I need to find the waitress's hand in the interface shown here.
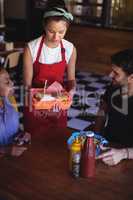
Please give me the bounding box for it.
[97,146,128,166]
[47,81,64,95]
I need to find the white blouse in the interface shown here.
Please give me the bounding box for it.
[28,36,74,64]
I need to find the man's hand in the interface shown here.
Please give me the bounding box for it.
[97,146,128,166]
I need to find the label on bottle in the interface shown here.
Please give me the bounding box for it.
[72,153,81,178]
[81,136,95,178]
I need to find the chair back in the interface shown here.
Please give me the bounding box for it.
[4,51,21,69]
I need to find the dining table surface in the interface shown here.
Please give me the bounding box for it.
[0,42,24,56]
[0,47,24,57]
[0,127,133,200]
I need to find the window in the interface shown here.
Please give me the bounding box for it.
[66,0,133,30]
[111,0,133,30]
[67,0,106,26]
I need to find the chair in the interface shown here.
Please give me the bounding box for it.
[3,51,23,85]
[3,51,24,131]
[3,51,21,69]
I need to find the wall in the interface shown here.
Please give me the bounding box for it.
[66,25,133,74]
[4,0,32,41]
[5,0,27,19]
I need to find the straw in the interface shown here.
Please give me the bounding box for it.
[44,80,47,94]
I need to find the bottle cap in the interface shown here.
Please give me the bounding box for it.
[86,131,94,137]
[71,136,81,151]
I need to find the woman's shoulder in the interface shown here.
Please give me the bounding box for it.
[8,96,18,112]
[28,36,42,47]
[62,39,74,49]
[0,96,18,111]
[61,39,75,62]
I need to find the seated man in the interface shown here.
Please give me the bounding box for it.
[0,67,30,157]
[94,49,133,166]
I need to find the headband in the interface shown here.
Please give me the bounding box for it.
[43,7,73,22]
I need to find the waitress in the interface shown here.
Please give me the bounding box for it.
[23,5,77,135]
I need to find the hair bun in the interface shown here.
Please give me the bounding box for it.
[45,0,67,11]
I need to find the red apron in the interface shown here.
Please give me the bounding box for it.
[24,36,67,135]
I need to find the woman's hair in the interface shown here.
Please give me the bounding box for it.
[45,0,66,10]
[111,49,133,75]
[43,0,73,26]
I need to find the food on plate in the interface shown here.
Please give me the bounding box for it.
[58,95,68,102]
[41,94,55,101]
[32,89,72,110]
[33,92,44,101]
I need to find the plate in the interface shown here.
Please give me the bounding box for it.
[67,131,108,156]
[30,88,72,110]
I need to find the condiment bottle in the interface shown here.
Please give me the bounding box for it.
[81,131,95,178]
[69,136,81,178]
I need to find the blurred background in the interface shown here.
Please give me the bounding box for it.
[0,0,133,73]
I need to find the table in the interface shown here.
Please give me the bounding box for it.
[0,48,23,55]
[0,128,133,200]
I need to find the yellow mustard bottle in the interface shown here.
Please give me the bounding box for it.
[69,136,81,178]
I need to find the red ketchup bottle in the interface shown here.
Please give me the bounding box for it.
[81,131,95,178]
